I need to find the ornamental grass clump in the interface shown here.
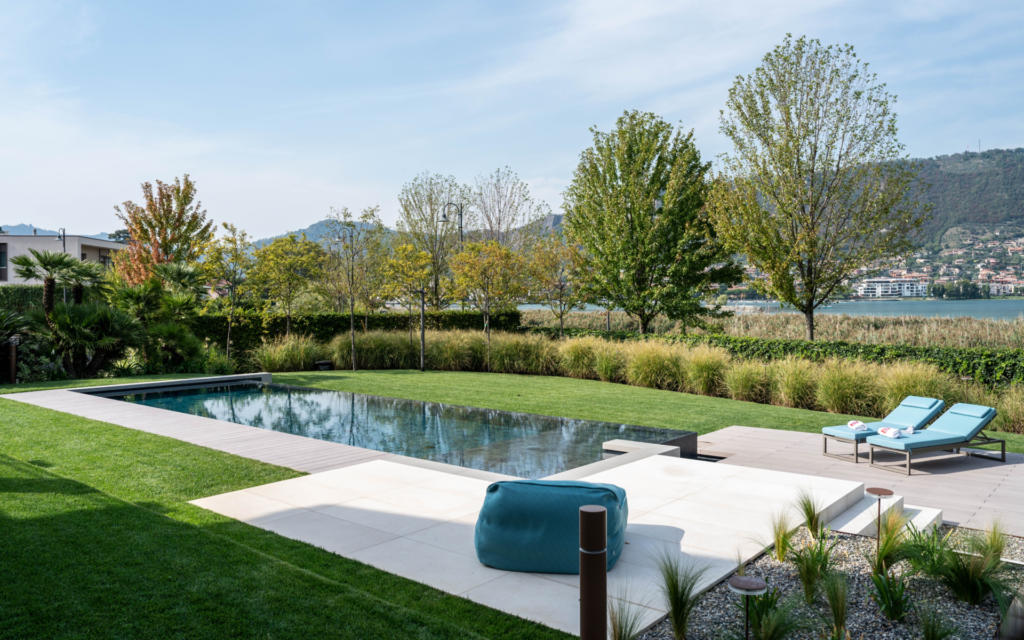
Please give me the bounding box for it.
[655,553,708,640]
[821,572,849,640]
[769,357,817,409]
[868,508,910,576]
[931,522,1014,609]
[870,569,911,622]
[253,334,328,372]
[355,330,417,369]
[723,361,769,403]
[765,511,796,562]
[488,333,558,375]
[815,359,878,416]
[915,602,959,640]
[794,489,824,540]
[875,361,955,416]
[423,331,484,371]
[683,345,731,396]
[740,590,807,640]
[624,342,682,390]
[593,341,626,383]
[558,337,600,379]
[789,529,837,604]
[608,587,648,640]
[995,384,1024,434]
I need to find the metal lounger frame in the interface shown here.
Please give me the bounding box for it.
[868,432,1006,476]
[822,433,867,463]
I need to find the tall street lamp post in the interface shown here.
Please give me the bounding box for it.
[441,202,464,245]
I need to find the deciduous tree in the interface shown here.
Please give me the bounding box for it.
[528,234,584,337]
[386,244,432,344]
[474,167,548,254]
[708,35,929,340]
[564,110,741,334]
[113,174,214,284]
[451,241,526,353]
[203,223,255,358]
[396,172,474,309]
[251,234,324,335]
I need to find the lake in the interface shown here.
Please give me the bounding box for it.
[726,299,1024,320]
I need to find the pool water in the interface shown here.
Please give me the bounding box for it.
[111,382,677,478]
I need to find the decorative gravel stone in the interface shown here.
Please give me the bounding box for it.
[940,524,1024,564]
[639,527,1020,640]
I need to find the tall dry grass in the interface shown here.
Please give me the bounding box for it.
[520,309,1024,350]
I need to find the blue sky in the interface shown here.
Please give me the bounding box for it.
[1,0,1022,238]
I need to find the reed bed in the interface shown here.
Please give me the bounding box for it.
[520,309,1024,350]
[251,331,1024,434]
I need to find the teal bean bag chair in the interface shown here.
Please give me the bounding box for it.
[474,480,628,574]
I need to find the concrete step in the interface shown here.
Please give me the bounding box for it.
[903,505,943,533]
[829,492,905,536]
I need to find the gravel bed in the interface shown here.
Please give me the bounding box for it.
[639,528,1019,640]
[940,524,1024,564]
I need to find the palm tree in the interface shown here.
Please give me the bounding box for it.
[10,249,79,323]
[29,303,145,379]
[59,260,109,305]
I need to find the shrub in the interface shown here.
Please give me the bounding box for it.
[204,345,236,375]
[655,553,708,640]
[624,342,681,390]
[488,333,558,375]
[558,337,599,379]
[684,345,731,396]
[870,570,911,622]
[770,357,817,409]
[996,384,1024,434]
[875,361,956,415]
[593,341,626,383]
[254,334,328,372]
[723,361,769,403]
[815,359,877,415]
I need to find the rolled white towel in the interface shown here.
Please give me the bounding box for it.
[878,427,902,439]
[847,420,868,431]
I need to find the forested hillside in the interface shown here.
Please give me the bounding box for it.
[915,148,1024,248]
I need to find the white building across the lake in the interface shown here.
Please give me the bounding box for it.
[855,278,928,298]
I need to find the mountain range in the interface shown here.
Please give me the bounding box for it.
[4,148,1021,249]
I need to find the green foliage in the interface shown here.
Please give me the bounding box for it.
[723,360,769,402]
[735,589,806,640]
[251,334,330,373]
[250,233,325,331]
[520,326,1024,387]
[557,337,600,379]
[564,109,741,334]
[0,284,44,313]
[608,587,648,640]
[624,342,682,390]
[915,602,959,640]
[767,511,796,562]
[870,570,911,622]
[794,490,824,540]
[789,530,837,604]
[486,333,558,375]
[869,509,910,576]
[816,359,877,415]
[770,357,817,409]
[655,553,708,640]
[193,310,521,356]
[822,572,849,639]
[684,345,731,396]
[28,302,146,379]
[330,331,417,371]
[918,523,1014,610]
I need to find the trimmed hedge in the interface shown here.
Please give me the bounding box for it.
[195,310,521,355]
[0,285,44,313]
[520,327,1024,387]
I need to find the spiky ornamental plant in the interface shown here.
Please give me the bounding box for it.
[709,35,930,341]
[655,553,709,640]
[10,249,78,325]
[564,110,742,335]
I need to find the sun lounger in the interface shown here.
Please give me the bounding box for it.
[866,403,1005,475]
[822,396,945,463]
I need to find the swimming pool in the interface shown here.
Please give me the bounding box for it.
[106,382,683,478]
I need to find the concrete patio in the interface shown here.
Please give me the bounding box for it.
[701,426,1024,534]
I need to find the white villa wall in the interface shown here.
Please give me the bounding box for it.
[0,235,124,285]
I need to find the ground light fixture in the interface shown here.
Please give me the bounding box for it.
[866,486,894,557]
[728,575,768,640]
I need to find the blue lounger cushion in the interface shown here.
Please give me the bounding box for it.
[866,403,996,451]
[474,480,628,574]
[822,396,944,440]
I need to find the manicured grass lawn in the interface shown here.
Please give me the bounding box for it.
[0,398,570,639]
[0,373,205,394]
[276,370,1024,454]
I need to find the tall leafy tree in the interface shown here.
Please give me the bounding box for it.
[528,234,584,337]
[396,172,474,309]
[323,206,386,370]
[385,244,432,345]
[564,110,741,334]
[250,234,324,335]
[203,223,255,359]
[113,174,215,284]
[451,241,526,350]
[10,249,79,325]
[708,35,929,340]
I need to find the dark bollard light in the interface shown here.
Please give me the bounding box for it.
[1003,592,1024,639]
[579,505,607,640]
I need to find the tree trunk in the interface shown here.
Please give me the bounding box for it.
[61,353,77,379]
[226,310,233,360]
[72,283,85,305]
[286,310,291,336]
[43,278,55,325]
[639,317,648,335]
[805,308,815,341]
[559,313,564,338]
[408,306,413,347]
[484,310,491,373]
[606,308,611,331]
[349,299,357,372]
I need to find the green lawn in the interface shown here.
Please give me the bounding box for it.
[0,373,206,394]
[276,370,1024,454]
[0,398,570,639]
